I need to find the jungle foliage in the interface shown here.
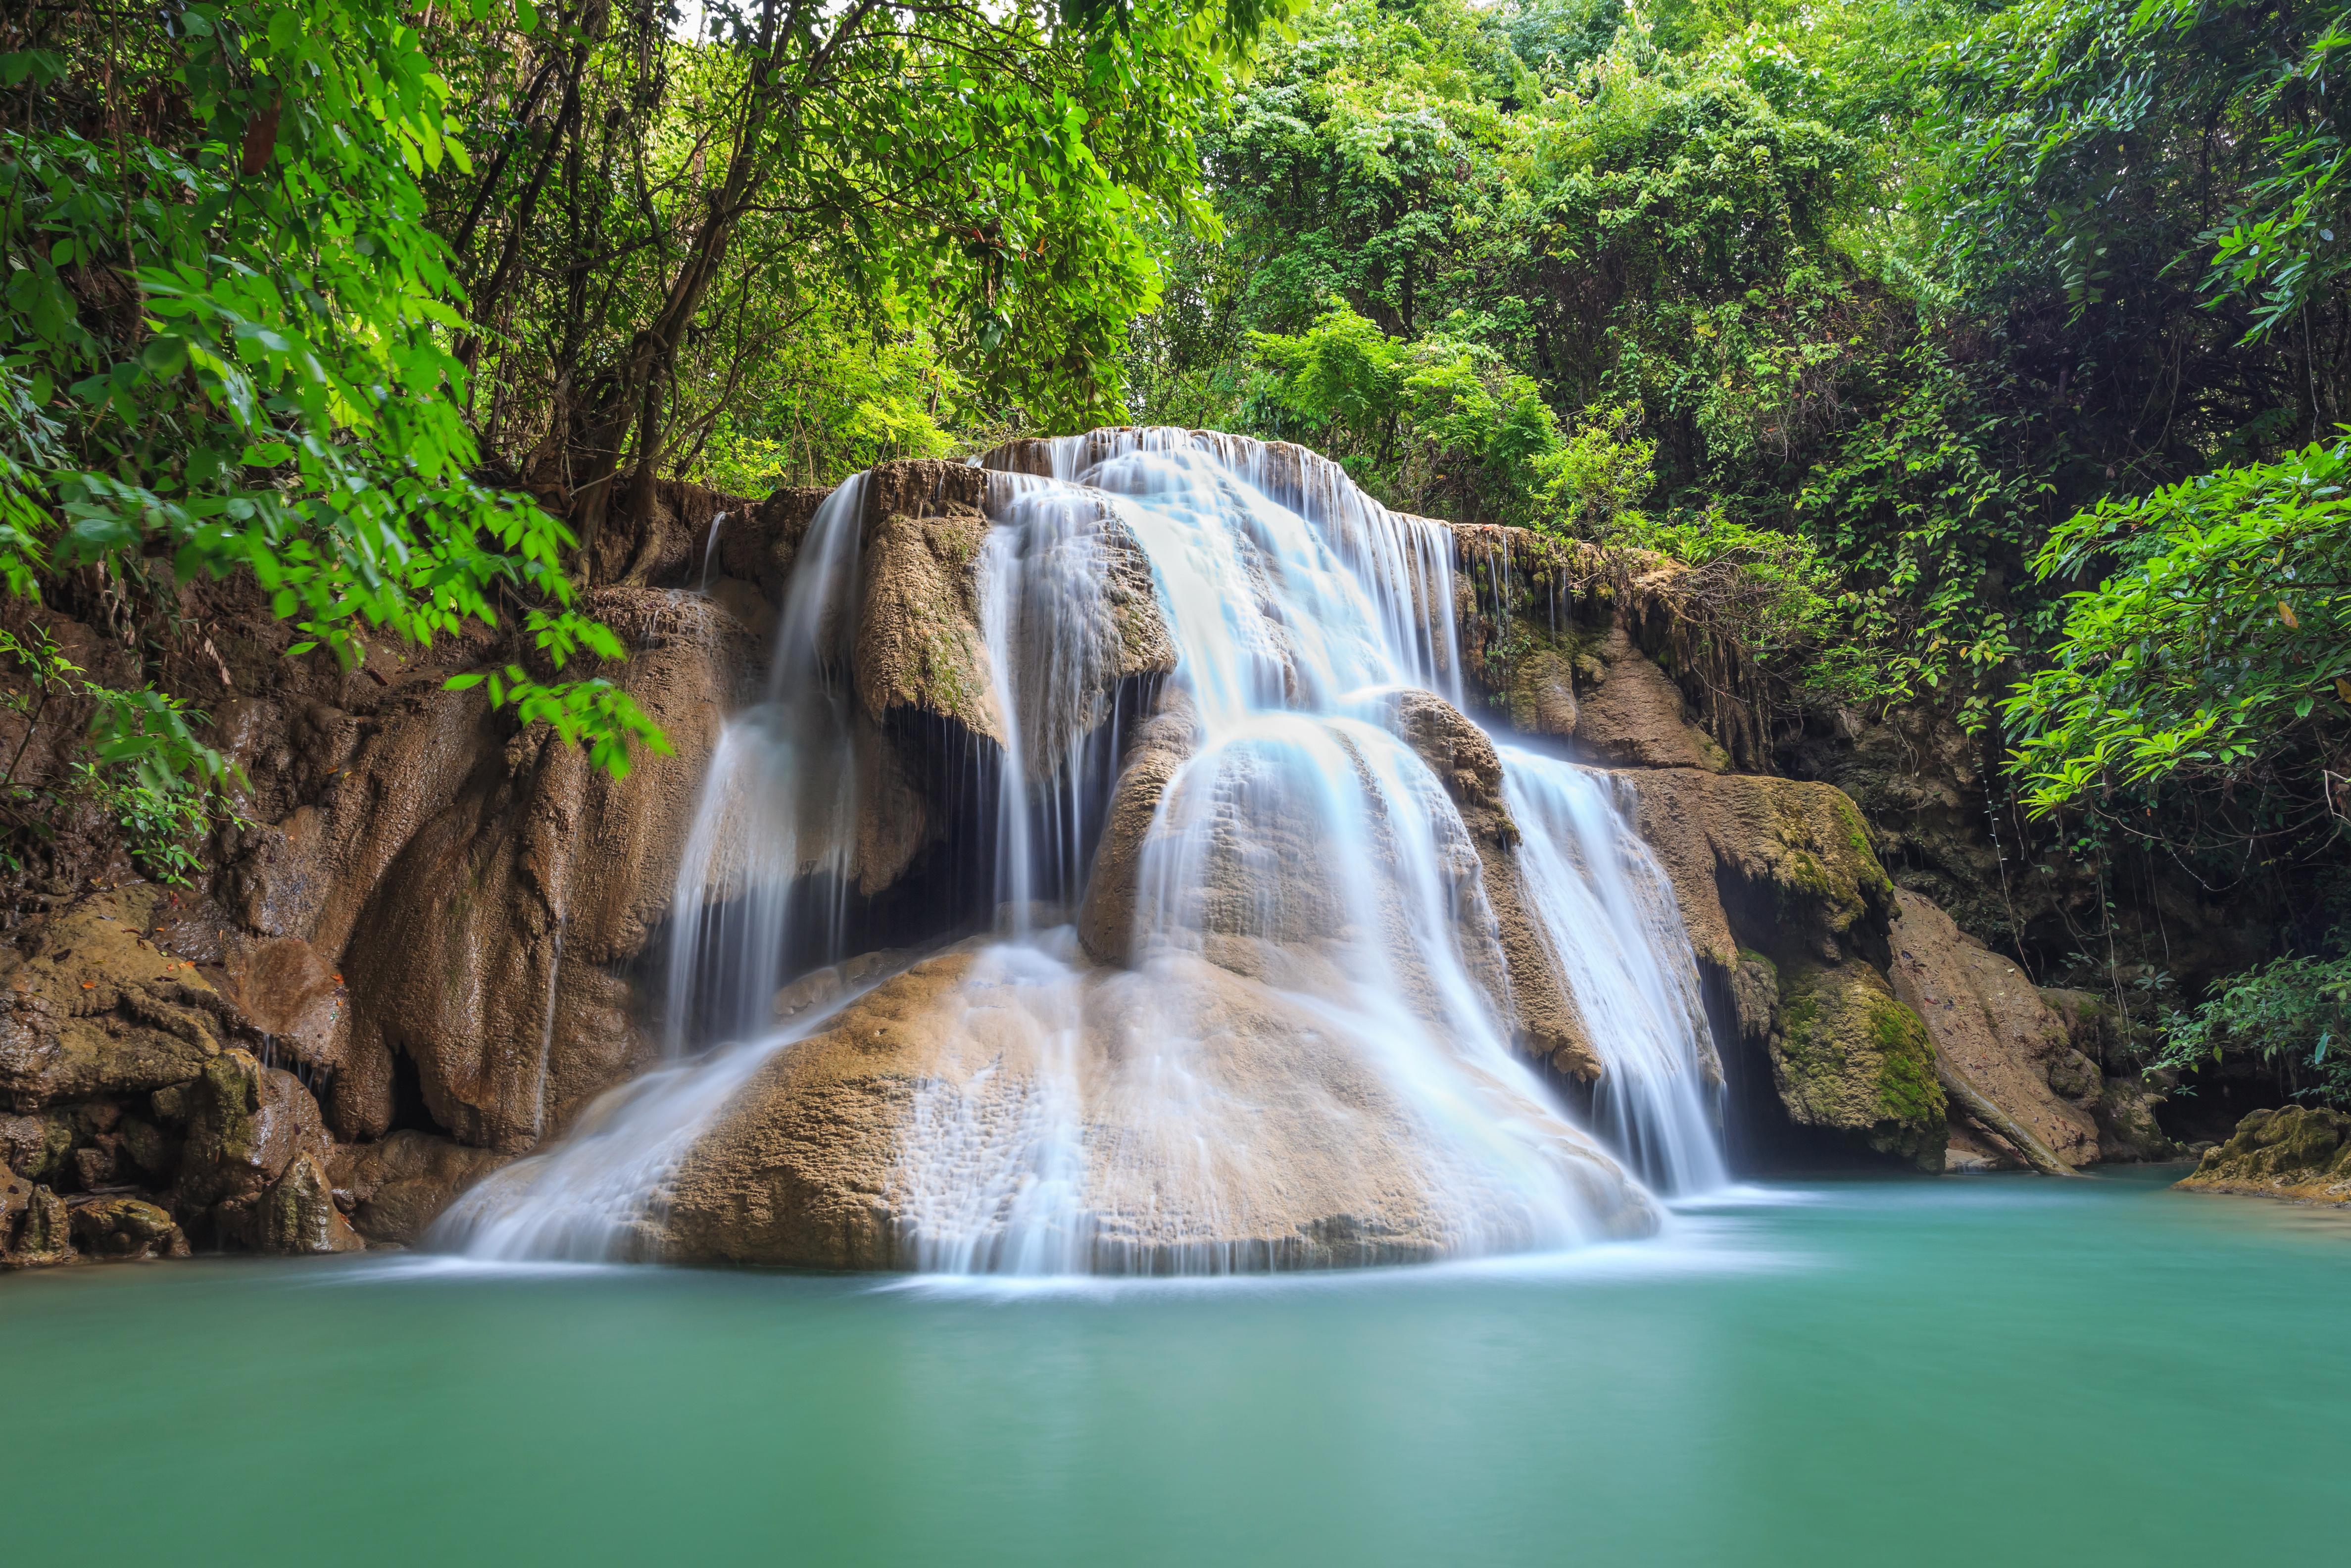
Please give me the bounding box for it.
[1123,0,2351,1100]
[7,0,2351,1101]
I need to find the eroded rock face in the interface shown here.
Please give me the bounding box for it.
[1888,890,2101,1169]
[333,589,748,1149]
[0,886,230,1111]
[328,1131,512,1245]
[1571,625,1730,772]
[1623,768,1895,974]
[653,943,1655,1270]
[854,460,1002,742]
[2178,1107,2351,1203]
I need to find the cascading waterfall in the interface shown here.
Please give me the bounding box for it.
[436,430,1728,1271]
[1497,748,1727,1195]
[434,477,871,1260]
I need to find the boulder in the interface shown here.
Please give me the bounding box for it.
[1769,959,1947,1168]
[170,1050,333,1236]
[67,1194,186,1260]
[2094,1078,2177,1163]
[1886,889,2102,1169]
[256,1150,365,1254]
[652,943,1656,1270]
[327,1130,513,1245]
[2177,1106,2351,1204]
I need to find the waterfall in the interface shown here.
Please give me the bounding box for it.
[1497,748,1727,1195]
[436,431,1727,1272]
[433,476,872,1260]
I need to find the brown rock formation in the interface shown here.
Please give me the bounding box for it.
[2178,1107,2351,1204]
[0,885,232,1110]
[332,589,749,1149]
[1886,889,2101,1170]
[1571,625,1730,772]
[1621,768,1893,973]
[653,943,1654,1270]
[6,1181,73,1266]
[68,1194,187,1259]
[1767,958,1947,1167]
[855,460,1003,741]
[328,1130,513,1244]
[256,1150,365,1254]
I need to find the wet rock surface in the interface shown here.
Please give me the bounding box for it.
[653,943,1655,1271]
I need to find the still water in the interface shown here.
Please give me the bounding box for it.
[5,1168,2343,1565]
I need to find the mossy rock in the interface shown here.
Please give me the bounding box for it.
[1772,960,1947,1168]
[2178,1106,2351,1202]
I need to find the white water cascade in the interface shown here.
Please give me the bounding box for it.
[436,430,1728,1271]
[1498,748,1727,1195]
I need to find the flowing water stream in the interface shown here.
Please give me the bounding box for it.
[438,431,1728,1271]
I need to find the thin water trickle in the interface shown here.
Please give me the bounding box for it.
[441,431,1729,1272]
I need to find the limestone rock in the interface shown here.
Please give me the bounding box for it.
[717,486,832,602]
[5,1182,73,1267]
[211,932,345,1082]
[2094,1078,2177,1164]
[653,944,1656,1270]
[257,1150,364,1254]
[0,1168,28,1249]
[1076,691,1200,967]
[333,588,739,1149]
[327,1131,513,1245]
[171,1050,332,1234]
[1508,648,1579,737]
[2177,1106,2351,1203]
[67,1194,186,1260]
[1623,768,1895,972]
[1572,626,1728,771]
[1770,959,1947,1168]
[0,886,227,1111]
[1886,889,2101,1169]
[854,460,1002,742]
[1,1109,73,1183]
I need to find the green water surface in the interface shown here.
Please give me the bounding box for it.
[5,1167,2344,1566]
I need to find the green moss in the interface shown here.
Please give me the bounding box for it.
[1870,995,1946,1129]
[1770,961,1946,1168]
[1736,948,1778,979]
